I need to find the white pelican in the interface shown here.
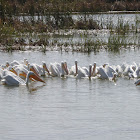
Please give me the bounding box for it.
[98,66,116,81]
[29,65,40,77]
[121,62,128,71]
[105,65,116,78]
[10,60,20,66]
[49,61,66,77]
[64,61,69,75]
[69,60,78,76]
[1,70,45,86]
[123,65,135,78]
[7,66,18,76]
[74,64,92,79]
[131,65,140,78]
[29,61,50,76]
[69,61,92,79]
[91,62,98,77]
[42,62,50,76]
[6,61,10,67]
[115,65,123,77]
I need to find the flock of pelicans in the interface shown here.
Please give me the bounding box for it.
[0,58,140,86]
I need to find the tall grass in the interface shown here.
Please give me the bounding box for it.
[0,0,140,53]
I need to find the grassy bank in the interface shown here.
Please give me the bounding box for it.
[0,0,140,52]
[0,14,140,52]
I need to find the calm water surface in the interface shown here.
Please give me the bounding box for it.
[0,50,140,140]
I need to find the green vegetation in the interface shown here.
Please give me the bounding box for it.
[0,0,140,52]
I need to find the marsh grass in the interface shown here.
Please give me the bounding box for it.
[107,35,128,52]
[0,10,139,53]
[115,17,130,35]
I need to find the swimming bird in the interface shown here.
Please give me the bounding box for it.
[123,65,135,78]
[1,70,45,86]
[42,62,50,76]
[115,65,123,77]
[10,60,20,66]
[91,62,98,77]
[98,66,116,81]
[76,65,91,79]
[69,60,78,76]
[49,61,66,77]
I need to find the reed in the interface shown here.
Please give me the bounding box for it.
[115,17,130,35]
[0,0,139,53]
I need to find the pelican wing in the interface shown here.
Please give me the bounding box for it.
[2,70,25,86]
[98,67,108,79]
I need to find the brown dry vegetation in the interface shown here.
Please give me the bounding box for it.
[0,0,140,52]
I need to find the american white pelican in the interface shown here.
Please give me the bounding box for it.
[29,65,40,77]
[1,70,45,86]
[64,61,69,75]
[74,64,92,79]
[115,65,123,77]
[88,64,92,79]
[49,61,66,77]
[10,60,20,66]
[91,62,98,77]
[6,61,10,67]
[42,62,50,76]
[76,67,87,79]
[123,65,135,78]
[98,66,116,81]
[69,60,78,76]
[131,65,140,78]
[29,61,50,76]
[105,65,116,78]
[7,66,18,76]
[98,66,108,79]
[121,62,128,71]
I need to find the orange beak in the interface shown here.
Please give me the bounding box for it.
[19,72,27,78]
[10,69,18,75]
[30,74,45,83]
[43,65,50,75]
[30,67,40,77]
[136,81,140,86]
[19,72,35,81]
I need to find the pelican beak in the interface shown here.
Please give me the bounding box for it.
[136,81,140,86]
[64,63,69,75]
[30,67,40,77]
[43,65,50,75]
[30,74,45,83]
[10,68,18,75]
[19,72,27,78]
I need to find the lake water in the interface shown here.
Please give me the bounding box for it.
[0,49,140,140]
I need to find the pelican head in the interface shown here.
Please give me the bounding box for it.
[6,61,10,67]
[61,61,65,77]
[25,60,29,66]
[103,63,109,68]
[135,79,140,86]
[9,66,18,75]
[112,73,117,81]
[19,71,27,79]
[27,71,45,84]
[75,60,78,75]
[64,61,68,75]
[75,60,77,65]
[29,65,40,77]
[89,64,92,79]
[42,61,50,75]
